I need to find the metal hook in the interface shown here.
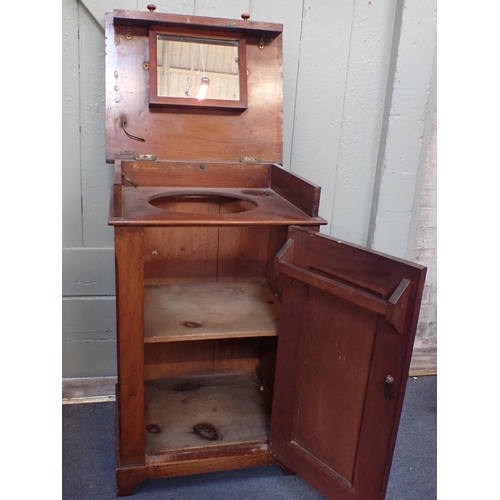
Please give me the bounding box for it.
[121,118,145,142]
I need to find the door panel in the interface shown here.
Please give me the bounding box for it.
[270,227,426,500]
[291,287,378,484]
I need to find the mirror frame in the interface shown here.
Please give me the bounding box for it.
[149,28,248,110]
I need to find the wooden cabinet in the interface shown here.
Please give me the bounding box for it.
[106,7,426,499]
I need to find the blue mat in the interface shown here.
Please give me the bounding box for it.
[63,376,436,499]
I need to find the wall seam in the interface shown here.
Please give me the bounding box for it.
[79,0,105,33]
[77,0,85,247]
[366,0,405,249]
[328,0,357,235]
[405,53,436,260]
[288,0,307,172]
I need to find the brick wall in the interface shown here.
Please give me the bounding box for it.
[413,102,437,351]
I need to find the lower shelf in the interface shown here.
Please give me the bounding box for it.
[144,373,271,462]
[144,281,281,342]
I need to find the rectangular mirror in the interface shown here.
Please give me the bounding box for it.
[149,31,247,110]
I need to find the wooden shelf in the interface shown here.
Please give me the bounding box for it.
[144,282,280,343]
[144,373,271,461]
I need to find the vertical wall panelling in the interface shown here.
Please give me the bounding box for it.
[367,0,404,252]
[81,0,137,29]
[368,0,437,259]
[137,0,196,15]
[252,0,305,170]
[328,0,397,246]
[195,0,250,20]
[62,248,116,297]
[62,0,83,247]
[412,98,437,352]
[63,339,117,378]
[79,2,114,247]
[288,0,355,234]
[63,297,116,340]
[62,297,117,377]
[407,62,437,260]
[62,246,116,377]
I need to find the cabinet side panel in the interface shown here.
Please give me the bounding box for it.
[271,165,321,217]
[270,280,308,448]
[115,226,146,465]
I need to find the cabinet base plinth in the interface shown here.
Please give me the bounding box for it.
[116,448,282,496]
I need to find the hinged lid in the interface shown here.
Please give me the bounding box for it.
[105,8,283,164]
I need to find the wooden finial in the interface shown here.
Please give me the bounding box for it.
[241,13,250,21]
[147,4,157,12]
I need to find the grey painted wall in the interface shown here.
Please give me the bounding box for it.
[412,100,437,350]
[62,0,437,378]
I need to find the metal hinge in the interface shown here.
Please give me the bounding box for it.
[135,154,157,161]
[240,157,260,163]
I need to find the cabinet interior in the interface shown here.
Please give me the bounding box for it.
[142,221,286,462]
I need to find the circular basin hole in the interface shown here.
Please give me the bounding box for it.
[148,194,256,214]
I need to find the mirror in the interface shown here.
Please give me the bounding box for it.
[149,31,248,109]
[157,36,240,100]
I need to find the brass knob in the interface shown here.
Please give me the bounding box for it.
[147,4,156,12]
[241,13,250,21]
[385,375,394,385]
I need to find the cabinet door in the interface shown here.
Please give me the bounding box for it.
[269,226,426,500]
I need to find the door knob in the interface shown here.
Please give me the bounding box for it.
[385,375,394,385]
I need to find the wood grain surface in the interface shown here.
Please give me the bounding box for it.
[144,373,270,456]
[144,282,280,342]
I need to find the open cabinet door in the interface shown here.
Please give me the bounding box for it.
[269,227,426,500]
